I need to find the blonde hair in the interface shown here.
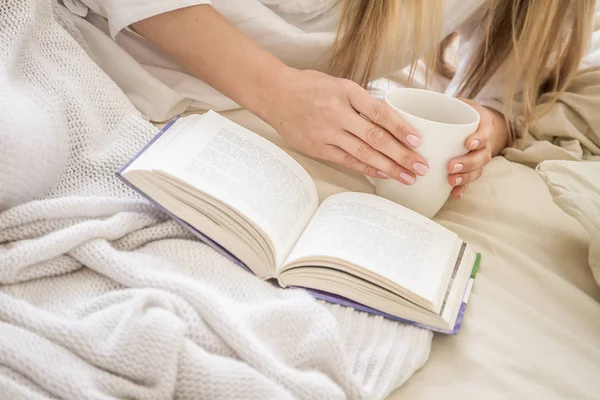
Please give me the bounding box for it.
[329,0,595,142]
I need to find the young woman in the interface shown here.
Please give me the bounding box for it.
[67,0,596,199]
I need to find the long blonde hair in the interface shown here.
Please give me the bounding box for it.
[329,0,595,142]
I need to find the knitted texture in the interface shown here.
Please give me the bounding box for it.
[0,1,432,399]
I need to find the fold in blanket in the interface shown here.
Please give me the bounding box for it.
[0,1,431,399]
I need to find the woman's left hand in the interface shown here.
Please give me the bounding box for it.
[447,99,509,199]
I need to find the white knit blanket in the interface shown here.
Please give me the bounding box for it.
[0,1,432,399]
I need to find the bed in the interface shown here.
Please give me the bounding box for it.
[3,1,600,396]
[220,110,600,400]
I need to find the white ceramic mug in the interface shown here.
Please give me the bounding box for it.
[369,88,480,218]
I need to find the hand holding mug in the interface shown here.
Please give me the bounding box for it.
[448,99,506,199]
[265,68,429,183]
[371,88,481,218]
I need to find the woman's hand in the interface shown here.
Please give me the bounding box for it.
[133,6,428,184]
[447,99,509,199]
[262,68,430,184]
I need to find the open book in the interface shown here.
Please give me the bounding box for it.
[118,111,481,334]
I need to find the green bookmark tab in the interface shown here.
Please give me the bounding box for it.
[471,253,482,278]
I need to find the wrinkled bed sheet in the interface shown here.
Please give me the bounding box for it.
[218,110,600,400]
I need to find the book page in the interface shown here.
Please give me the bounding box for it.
[283,192,458,303]
[126,111,319,267]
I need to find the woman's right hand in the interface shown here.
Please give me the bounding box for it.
[133,7,425,183]
[132,6,426,184]
[262,67,429,184]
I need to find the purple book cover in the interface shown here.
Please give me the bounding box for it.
[301,288,469,335]
[117,115,479,335]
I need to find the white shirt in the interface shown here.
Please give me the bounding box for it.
[64,0,515,122]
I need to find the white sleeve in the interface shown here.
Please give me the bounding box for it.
[77,0,213,38]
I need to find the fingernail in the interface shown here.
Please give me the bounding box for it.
[452,163,464,173]
[469,140,480,150]
[400,172,415,185]
[412,162,429,176]
[454,177,464,186]
[406,134,422,148]
[376,171,390,179]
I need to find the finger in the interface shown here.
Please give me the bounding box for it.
[465,126,492,151]
[448,168,483,187]
[344,113,429,176]
[458,98,494,151]
[333,131,417,184]
[320,145,380,177]
[466,135,485,151]
[448,148,492,174]
[451,186,462,199]
[451,183,470,199]
[347,88,422,149]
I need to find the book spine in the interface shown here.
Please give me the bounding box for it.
[115,115,252,274]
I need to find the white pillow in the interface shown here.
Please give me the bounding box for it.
[537,160,600,287]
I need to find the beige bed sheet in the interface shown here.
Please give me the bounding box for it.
[191,110,600,399]
[390,158,600,399]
